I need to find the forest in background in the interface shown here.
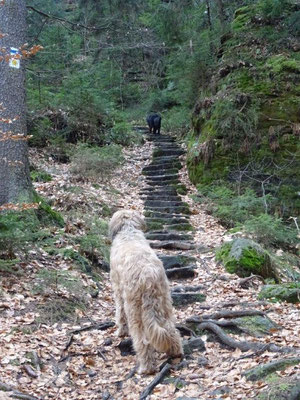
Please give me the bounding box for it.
[24,0,300,267]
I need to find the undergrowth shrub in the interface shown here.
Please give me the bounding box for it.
[0,194,64,259]
[163,107,191,136]
[106,122,143,146]
[0,210,47,258]
[256,0,290,21]
[30,169,52,183]
[209,96,258,144]
[242,214,298,248]
[196,184,266,226]
[70,143,124,181]
[77,217,109,264]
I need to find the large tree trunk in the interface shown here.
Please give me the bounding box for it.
[0,0,32,206]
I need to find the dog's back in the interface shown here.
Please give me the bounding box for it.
[146,113,161,134]
[109,210,182,373]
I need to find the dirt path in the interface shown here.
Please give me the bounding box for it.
[0,130,299,400]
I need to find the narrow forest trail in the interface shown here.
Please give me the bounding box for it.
[0,129,299,400]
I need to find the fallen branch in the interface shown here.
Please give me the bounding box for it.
[139,363,172,400]
[70,321,114,335]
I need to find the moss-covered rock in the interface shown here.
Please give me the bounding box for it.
[258,282,300,303]
[243,357,300,382]
[216,238,278,279]
[257,377,300,400]
[232,315,279,337]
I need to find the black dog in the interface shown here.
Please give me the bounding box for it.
[146,113,161,135]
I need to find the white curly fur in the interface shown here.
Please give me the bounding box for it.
[109,209,183,374]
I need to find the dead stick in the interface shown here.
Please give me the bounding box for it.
[140,363,172,400]
[70,321,114,335]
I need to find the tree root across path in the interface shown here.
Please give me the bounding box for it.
[0,381,41,400]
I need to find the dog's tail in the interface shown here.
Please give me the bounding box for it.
[141,295,183,356]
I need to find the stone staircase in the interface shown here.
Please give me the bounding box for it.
[140,130,206,307]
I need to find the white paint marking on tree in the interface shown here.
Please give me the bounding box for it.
[9,47,20,69]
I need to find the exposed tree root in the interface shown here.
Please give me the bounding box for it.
[139,363,172,400]
[0,381,41,400]
[195,322,297,353]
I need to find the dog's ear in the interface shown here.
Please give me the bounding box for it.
[108,211,125,240]
[131,211,146,232]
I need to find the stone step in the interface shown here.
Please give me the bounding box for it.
[142,195,181,201]
[153,149,185,157]
[142,168,179,177]
[150,155,179,163]
[140,188,178,196]
[150,241,195,250]
[144,210,190,219]
[165,223,194,232]
[145,179,179,187]
[153,145,181,151]
[166,266,196,280]
[146,174,179,182]
[145,205,190,214]
[146,135,175,142]
[146,231,191,242]
[171,285,206,307]
[158,255,197,269]
[144,200,184,208]
[143,161,182,171]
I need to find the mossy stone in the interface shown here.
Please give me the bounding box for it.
[243,358,300,382]
[232,315,279,337]
[258,283,300,303]
[216,238,278,279]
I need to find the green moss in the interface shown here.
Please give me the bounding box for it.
[259,283,300,303]
[266,55,300,74]
[146,221,164,231]
[233,315,279,337]
[168,223,194,232]
[30,170,52,183]
[216,238,276,278]
[33,192,64,227]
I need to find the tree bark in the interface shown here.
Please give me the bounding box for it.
[0,0,32,206]
[216,0,225,31]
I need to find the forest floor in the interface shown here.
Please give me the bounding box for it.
[0,131,299,400]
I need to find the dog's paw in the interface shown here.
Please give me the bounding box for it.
[116,326,129,337]
[138,364,157,375]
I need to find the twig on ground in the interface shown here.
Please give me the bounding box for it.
[70,321,115,335]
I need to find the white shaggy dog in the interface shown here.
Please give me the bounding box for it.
[109,209,183,374]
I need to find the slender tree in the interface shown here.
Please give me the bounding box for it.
[215,0,225,31]
[0,0,32,206]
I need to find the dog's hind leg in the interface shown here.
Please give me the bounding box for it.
[125,302,156,374]
[112,285,128,337]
